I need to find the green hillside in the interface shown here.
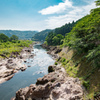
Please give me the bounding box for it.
[59,3,100,99]
[45,21,77,45]
[31,29,52,41]
[0,30,38,40]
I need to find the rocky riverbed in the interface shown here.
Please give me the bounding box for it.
[13,65,83,100]
[13,44,84,100]
[0,45,35,84]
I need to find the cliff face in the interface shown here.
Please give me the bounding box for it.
[14,65,83,100]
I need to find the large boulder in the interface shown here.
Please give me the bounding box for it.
[6,63,17,69]
[15,87,30,100]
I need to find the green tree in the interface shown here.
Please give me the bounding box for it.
[10,35,18,41]
[53,34,64,45]
[0,33,9,42]
[45,32,56,45]
[95,0,100,6]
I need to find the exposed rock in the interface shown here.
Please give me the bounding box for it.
[29,54,34,58]
[54,48,62,54]
[24,60,27,63]
[20,67,27,71]
[19,55,23,59]
[41,44,50,50]
[50,78,83,100]
[6,63,17,69]
[7,58,13,63]
[28,66,31,67]
[5,74,14,81]
[0,44,34,84]
[3,70,14,78]
[15,87,30,100]
[50,47,57,51]
[14,65,83,100]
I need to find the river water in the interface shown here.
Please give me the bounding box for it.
[0,44,55,100]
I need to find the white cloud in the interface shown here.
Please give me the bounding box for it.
[44,2,96,29]
[39,0,73,15]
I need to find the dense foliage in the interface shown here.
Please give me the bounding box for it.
[63,7,100,67]
[55,21,76,36]
[10,35,18,41]
[45,21,77,45]
[31,29,52,41]
[95,0,100,6]
[0,30,38,40]
[45,32,64,45]
[0,33,9,42]
[0,33,33,57]
[0,40,33,57]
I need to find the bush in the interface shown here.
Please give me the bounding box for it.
[83,81,90,89]
[55,62,58,65]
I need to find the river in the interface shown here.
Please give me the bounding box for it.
[0,44,55,100]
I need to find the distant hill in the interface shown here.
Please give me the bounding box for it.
[0,30,38,40]
[31,29,52,41]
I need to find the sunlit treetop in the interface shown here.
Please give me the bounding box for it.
[95,0,100,6]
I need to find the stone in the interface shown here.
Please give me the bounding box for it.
[48,65,55,73]
[20,67,26,71]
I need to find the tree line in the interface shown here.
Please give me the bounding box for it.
[0,33,18,42]
[45,21,77,45]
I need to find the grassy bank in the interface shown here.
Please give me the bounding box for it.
[0,40,33,58]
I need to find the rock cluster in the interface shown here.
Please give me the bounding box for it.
[0,46,34,84]
[14,65,83,100]
[41,44,62,60]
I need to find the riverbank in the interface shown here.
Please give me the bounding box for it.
[0,43,35,84]
[13,66,83,100]
[41,44,100,99]
[13,44,84,100]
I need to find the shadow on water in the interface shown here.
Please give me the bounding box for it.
[0,44,55,100]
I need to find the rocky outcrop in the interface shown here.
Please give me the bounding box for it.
[0,46,34,84]
[41,44,62,60]
[14,65,83,100]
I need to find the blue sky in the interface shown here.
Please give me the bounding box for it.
[0,0,96,31]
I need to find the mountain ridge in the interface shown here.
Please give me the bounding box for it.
[0,30,38,40]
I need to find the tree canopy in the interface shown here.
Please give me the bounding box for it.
[63,7,100,67]
[45,21,77,45]
[95,0,100,6]
[10,35,18,41]
[0,33,9,42]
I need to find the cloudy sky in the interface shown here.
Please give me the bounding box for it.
[0,0,96,31]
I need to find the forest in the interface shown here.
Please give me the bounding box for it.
[45,21,77,45]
